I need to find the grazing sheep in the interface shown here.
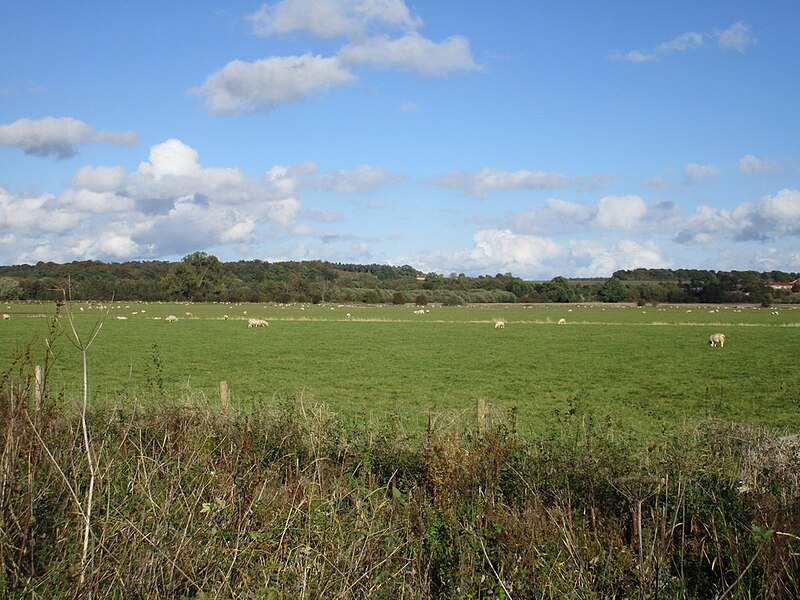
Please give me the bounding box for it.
[223,315,229,320]
[495,321,505,329]
[413,309,425,315]
[166,315,179,322]
[346,313,351,319]
[2,314,9,320]
[248,318,269,328]
[116,316,128,320]
[709,333,726,348]
[558,318,566,325]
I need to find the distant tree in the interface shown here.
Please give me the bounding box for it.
[362,289,380,303]
[392,292,406,305]
[414,294,428,306]
[541,276,574,303]
[164,252,226,302]
[0,277,21,300]
[598,277,627,303]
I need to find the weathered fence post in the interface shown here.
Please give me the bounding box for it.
[219,381,229,411]
[34,365,43,409]
[477,398,487,435]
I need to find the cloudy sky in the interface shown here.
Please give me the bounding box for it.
[1,1,798,278]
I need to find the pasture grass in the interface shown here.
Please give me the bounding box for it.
[1,353,799,598]
[1,301,799,442]
[2,304,800,597]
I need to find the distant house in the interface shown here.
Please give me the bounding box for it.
[768,278,800,291]
[416,274,427,281]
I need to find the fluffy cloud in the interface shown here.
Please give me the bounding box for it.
[192,55,355,114]
[513,198,593,233]
[429,168,606,197]
[594,195,647,229]
[758,189,800,226]
[737,154,784,175]
[0,140,402,264]
[0,117,137,158]
[570,239,668,277]
[673,189,800,245]
[683,163,720,185]
[423,230,671,279]
[314,165,402,193]
[194,1,478,113]
[715,22,757,52]
[248,0,421,38]
[448,229,564,274]
[338,32,478,76]
[71,166,128,192]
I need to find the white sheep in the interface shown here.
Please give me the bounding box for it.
[2,314,9,320]
[248,318,269,328]
[413,309,425,315]
[495,321,505,329]
[558,318,566,325]
[166,315,179,322]
[116,316,128,320]
[708,333,726,348]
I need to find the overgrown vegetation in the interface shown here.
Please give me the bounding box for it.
[2,351,798,598]
[1,254,798,304]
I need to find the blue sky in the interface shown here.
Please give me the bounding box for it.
[1,1,798,278]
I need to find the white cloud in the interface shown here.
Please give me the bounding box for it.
[715,22,756,52]
[594,195,647,229]
[71,165,128,192]
[248,0,421,38]
[192,55,356,114]
[315,165,402,193]
[452,229,564,273]
[737,154,783,175]
[674,230,714,246]
[513,198,593,234]
[0,117,137,158]
[220,219,256,243]
[674,189,800,245]
[657,31,705,52]
[570,239,668,277]
[0,140,326,262]
[758,188,800,227]
[612,21,755,65]
[195,1,477,112]
[430,168,596,197]
[338,32,479,76]
[138,138,201,178]
[59,189,135,213]
[72,233,141,258]
[683,163,720,185]
[610,50,657,64]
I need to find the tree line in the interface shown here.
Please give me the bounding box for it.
[0,252,797,305]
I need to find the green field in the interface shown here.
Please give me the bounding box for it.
[2,301,799,439]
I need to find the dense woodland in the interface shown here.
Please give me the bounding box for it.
[0,252,798,305]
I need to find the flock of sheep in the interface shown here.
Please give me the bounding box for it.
[0,303,739,348]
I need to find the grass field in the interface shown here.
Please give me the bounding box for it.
[2,300,799,439]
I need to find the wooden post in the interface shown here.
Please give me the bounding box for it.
[219,381,229,411]
[34,365,43,409]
